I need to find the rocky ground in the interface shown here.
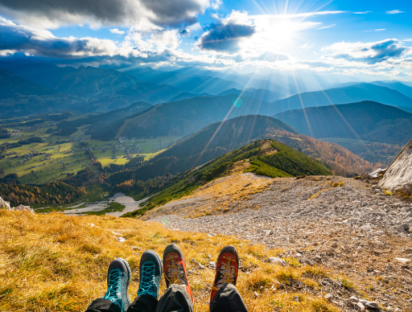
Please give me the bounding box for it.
[149,174,412,311]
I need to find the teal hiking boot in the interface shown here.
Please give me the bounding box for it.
[102,258,132,312]
[137,250,163,299]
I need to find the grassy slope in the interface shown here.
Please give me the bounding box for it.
[123,140,331,217]
[0,210,342,312]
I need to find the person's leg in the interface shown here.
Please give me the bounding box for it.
[210,284,248,312]
[155,244,194,312]
[85,258,132,312]
[127,250,162,312]
[209,246,248,312]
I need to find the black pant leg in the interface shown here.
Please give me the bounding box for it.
[127,294,158,312]
[155,285,194,312]
[210,284,248,312]
[85,299,121,312]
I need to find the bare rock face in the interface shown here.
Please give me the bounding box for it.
[0,197,34,213]
[379,140,412,194]
[0,197,11,210]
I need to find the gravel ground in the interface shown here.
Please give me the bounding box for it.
[149,175,412,311]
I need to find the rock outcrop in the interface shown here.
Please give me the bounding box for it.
[379,139,412,194]
[0,197,34,213]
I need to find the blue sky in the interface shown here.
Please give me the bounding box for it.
[0,0,411,81]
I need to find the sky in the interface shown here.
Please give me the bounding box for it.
[0,0,411,81]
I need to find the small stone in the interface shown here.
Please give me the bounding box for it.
[350,296,359,303]
[365,302,379,309]
[394,258,411,264]
[254,292,261,297]
[268,257,287,266]
[208,261,216,269]
[117,237,126,242]
[356,302,365,311]
[324,293,333,300]
[296,253,302,257]
[132,246,138,250]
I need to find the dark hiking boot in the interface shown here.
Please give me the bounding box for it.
[137,250,163,299]
[102,258,132,312]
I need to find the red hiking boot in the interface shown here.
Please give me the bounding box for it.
[163,244,194,303]
[210,246,239,302]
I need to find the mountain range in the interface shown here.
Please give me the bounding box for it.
[87,95,274,140]
[270,83,412,114]
[275,101,412,145]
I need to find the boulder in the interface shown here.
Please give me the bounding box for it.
[0,197,11,210]
[0,197,34,213]
[268,257,287,266]
[379,139,412,194]
[13,205,34,213]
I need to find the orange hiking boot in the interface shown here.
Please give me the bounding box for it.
[210,246,239,302]
[163,244,194,303]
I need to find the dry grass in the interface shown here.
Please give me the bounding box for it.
[0,210,341,311]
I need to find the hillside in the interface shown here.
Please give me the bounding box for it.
[0,61,76,89]
[89,95,276,140]
[122,139,331,217]
[154,115,297,160]
[0,71,78,117]
[265,131,376,176]
[107,116,297,184]
[107,115,374,187]
[275,101,412,145]
[219,88,283,102]
[168,92,210,102]
[54,101,153,136]
[371,81,412,99]
[271,83,412,114]
[54,66,182,109]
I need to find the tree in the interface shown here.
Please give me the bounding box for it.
[0,167,3,178]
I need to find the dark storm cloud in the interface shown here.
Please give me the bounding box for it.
[333,39,407,64]
[0,0,211,27]
[197,23,256,53]
[141,0,203,26]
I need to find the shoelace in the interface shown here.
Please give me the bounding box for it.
[212,255,236,291]
[138,262,157,296]
[103,268,123,305]
[165,254,186,285]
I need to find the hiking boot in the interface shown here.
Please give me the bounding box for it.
[137,250,163,299]
[210,246,239,302]
[102,258,132,312]
[163,244,194,302]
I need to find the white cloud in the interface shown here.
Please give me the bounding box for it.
[386,10,404,14]
[375,29,386,32]
[353,11,371,14]
[196,10,322,55]
[318,24,336,30]
[300,43,315,49]
[322,39,409,64]
[110,28,125,35]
